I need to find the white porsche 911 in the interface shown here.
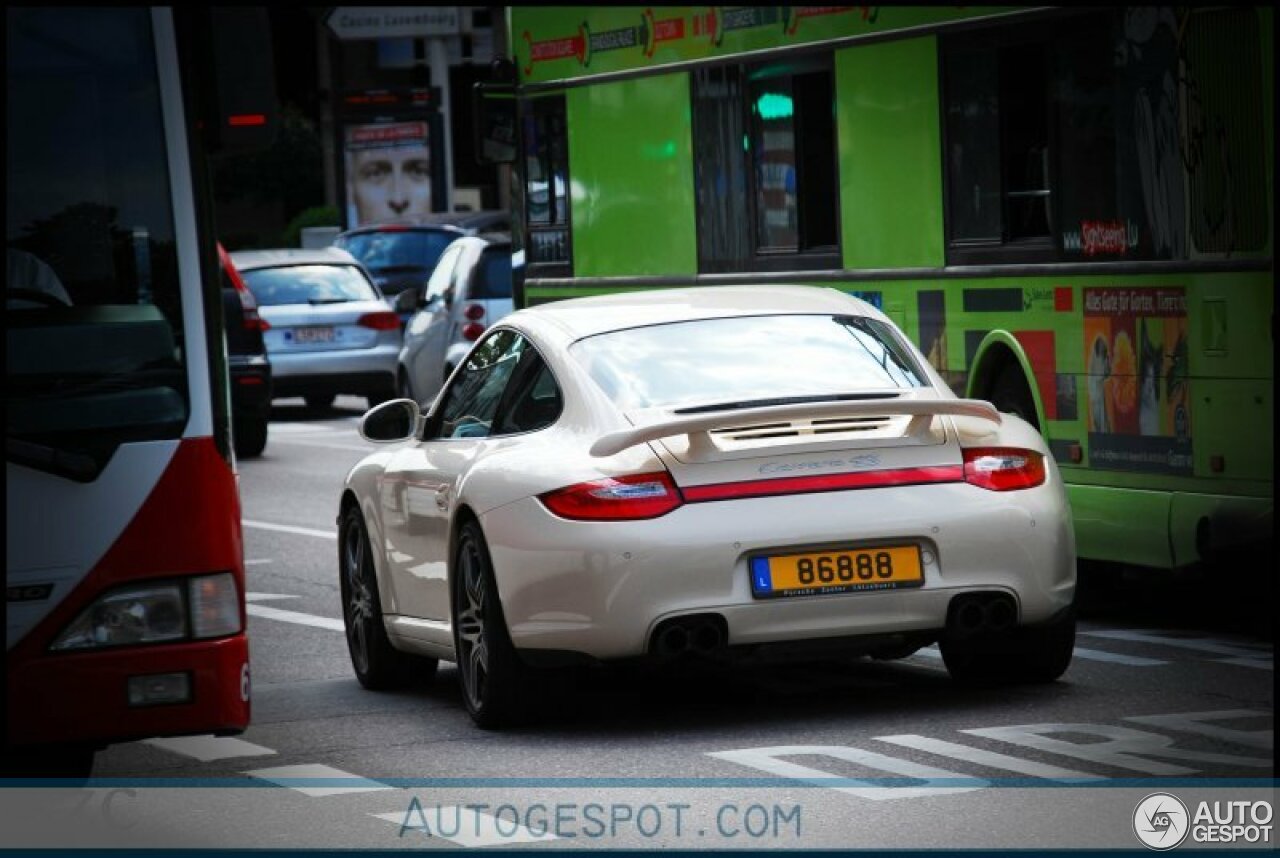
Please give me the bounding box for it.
[339,285,1076,727]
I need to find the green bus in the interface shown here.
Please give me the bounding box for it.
[504,5,1273,571]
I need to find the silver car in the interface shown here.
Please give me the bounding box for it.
[397,234,513,406]
[230,247,401,410]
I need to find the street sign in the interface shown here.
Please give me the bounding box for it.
[326,6,460,40]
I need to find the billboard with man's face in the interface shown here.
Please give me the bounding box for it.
[343,121,432,226]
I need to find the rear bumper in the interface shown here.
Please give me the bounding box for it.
[273,371,396,400]
[269,343,399,384]
[6,634,250,748]
[269,345,397,399]
[481,480,1076,660]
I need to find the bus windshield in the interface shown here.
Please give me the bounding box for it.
[6,7,187,480]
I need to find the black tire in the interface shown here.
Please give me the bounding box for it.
[339,504,438,690]
[940,607,1076,685]
[1,743,95,781]
[988,362,1039,430]
[233,416,268,458]
[453,519,532,729]
[306,393,336,410]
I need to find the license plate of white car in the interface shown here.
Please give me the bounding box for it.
[750,545,923,598]
[294,326,335,343]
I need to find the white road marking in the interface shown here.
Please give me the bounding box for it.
[964,723,1272,775]
[1126,710,1273,750]
[245,592,300,602]
[245,764,394,797]
[707,746,985,801]
[1213,656,1273,671]
[244,558,273,566]
[270,437,375,453]
[913,644,1166,667]
[143,735,276,762]
[874,735,1100,780]
[270,421,360,435]
[1081,629,1270,661]
[1070,647,1168,666]
[243,519,337,540]
[373,805,558,847]
[246,603,345,632]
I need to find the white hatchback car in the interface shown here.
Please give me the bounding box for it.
[396,234,513,407]
[339,286,1076,727]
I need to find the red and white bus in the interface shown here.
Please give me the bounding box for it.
[5,7,274,777]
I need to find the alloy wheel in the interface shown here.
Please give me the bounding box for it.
[455,539,489,712]
[343,521,373,675]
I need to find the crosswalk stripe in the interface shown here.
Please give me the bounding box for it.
[244,764,394,797]
[143,735,277,762]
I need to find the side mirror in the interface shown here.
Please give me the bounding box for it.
[359,399,420,443]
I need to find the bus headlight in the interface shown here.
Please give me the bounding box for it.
[49,573,242,651]
[51,584,187,650]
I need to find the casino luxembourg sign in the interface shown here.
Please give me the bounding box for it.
[327,6,461,40]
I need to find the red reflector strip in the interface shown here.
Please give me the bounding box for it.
[235,376,265,385]
[681,466,965,503]
[228,114,267,127]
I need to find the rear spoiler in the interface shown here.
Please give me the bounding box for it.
[589,396,1002,458]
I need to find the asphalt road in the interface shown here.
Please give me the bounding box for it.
[22,397,1273,851]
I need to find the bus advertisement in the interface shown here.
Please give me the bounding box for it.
[5,7,275,777]
[502,5,1273,573]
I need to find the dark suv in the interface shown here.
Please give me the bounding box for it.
[218,244,272,457]
[333,211,511,326]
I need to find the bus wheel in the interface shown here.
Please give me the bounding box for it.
[339,505,438,690]
[989,362,1038,430]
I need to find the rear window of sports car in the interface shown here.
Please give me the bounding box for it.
[570,314,928,411]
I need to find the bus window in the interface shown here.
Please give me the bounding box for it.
[521,96,571,273]
[7,6,187,480]
[692,58,839,273]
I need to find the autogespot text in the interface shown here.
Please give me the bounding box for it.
[396,798,803,842]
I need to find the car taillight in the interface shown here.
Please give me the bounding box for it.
[540,472,683,521]
[358,311,401,331]
[463,302,485,321]
[962,447,1046,491]
[461,321,485,341]
[237,290,269,331]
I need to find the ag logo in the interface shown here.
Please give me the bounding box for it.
[1134,793,1189,850]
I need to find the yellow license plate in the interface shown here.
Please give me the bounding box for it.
[750,545,923,599]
